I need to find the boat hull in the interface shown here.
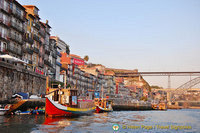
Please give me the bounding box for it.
[95,106,113,113]
[45,97,96,117]
[0,109,9,115]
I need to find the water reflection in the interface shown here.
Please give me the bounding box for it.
[0,109,199,133]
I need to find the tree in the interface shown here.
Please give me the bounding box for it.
[84,55,89,62]
[66,45,70,55]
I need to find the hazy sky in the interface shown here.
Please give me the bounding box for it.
[17,0,200,88]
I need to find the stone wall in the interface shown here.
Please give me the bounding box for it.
[0,61,46,101]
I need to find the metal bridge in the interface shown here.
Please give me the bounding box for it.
[115,71,200,77]
[115,71,200,102]
[115,71,200,89]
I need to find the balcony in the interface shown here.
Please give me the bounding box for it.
[33,34,40,42]
[39,30,45,38]
[26,36,34,44]
[10,33,23,45]
[28,60,32,64]
[49,45,53,50]
[11,21,24,33]
[44,59,52,67]
[56,61,62,67]
[7,44,22,56]
[12,10,24,21]
[52,53,57,59]
[33,22,40,30]
[38,62,44,68]
[45,49,50,55]
[0,32,8,41]
[39,51,44,57]
[25,47,33,55]
[0,17,11,27]
[56,51,62,57]
[33,47,39,53]
[0,4,9,13]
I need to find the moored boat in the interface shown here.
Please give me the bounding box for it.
[0,108,9,115]
[94,98,113,113]
[45,95,96,117]
[45,77,96,117]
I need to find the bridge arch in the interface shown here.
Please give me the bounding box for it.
[170,76,200,102]
[176,76,200,90]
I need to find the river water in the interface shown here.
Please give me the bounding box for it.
[0,109,199,133]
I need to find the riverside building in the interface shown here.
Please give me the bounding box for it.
[0,0,26,65]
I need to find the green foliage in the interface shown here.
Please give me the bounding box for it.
[150,85,163,89]
[84,55,89,62]
[66,45,70,55]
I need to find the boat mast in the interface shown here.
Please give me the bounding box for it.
[101,84,104,99]
[64,70,67,89]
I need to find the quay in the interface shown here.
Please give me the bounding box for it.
[112,103,152,111]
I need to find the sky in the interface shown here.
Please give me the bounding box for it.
[17,0,200,88]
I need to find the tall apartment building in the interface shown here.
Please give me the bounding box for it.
[23,5,51,75]
[49,38,57,79]
[50,36,69,81]
[23,5,42,74]
[41,21,52,76]
[0,0,26,64]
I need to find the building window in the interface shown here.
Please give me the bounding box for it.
[10,2,13,10]
[28,18,30,26]
[16,6,21,16]
[3,42,7,51]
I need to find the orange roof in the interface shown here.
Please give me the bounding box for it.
[23,5,39,10]
[115,77,124,83]
[104,71,115,76]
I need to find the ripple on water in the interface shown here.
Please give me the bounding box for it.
[0,109,200,133]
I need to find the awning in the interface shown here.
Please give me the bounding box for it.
[0,54,27,64]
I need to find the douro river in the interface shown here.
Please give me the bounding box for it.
[0,109,199,133]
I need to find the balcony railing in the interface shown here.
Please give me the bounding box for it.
[11,21,24,33]
[26,36,34,44]
[7,44,22,56]
[28,60,32,64]
[33,47,39,53]
[44,59,52,67]
[33,34,40,42]
[0,17,11,27]
[12,10,24,20]
[38,62,44,68]
[33,22,40,30]
[45,49,50,55]
[56,51,62,57]
[25,47,33,55]
[49,45,53,50]
[39,51,44,57]
[0,4,9,13]
[39,30,45,37]
[52,53,57,59]
[56,61,62,67]
[10,33,23,44]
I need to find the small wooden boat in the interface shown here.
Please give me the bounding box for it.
[45,96,96,117]
[15,110,31,115]
[0,108,9,115]
[152,102,167,110]
[45,77,96,117]
[158,102,167,110]
[94,98,113,113]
